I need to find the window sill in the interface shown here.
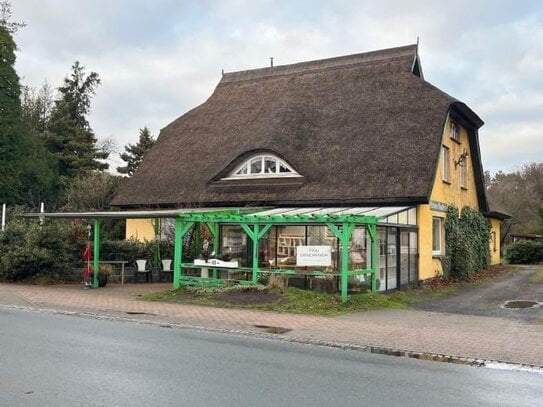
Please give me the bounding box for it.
[432,253,445,258]
[442,180,451,185]
[460,186,468,191]
[450,137,461,144]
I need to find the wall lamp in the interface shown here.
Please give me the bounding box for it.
[455,149,469,167]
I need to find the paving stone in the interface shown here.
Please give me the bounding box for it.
[1,283,542,367]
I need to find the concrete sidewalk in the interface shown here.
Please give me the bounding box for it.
[1,282,542,367]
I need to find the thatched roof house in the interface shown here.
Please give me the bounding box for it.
[112,44,487,210]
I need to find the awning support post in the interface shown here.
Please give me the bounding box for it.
[93,218,101,288]
[366,223,377,292]
[240,223,272,284]
[173,219,195,289]
[326,222,355,303]
[205,222,220,279]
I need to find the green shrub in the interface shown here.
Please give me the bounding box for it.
[100,239,152,261]
[0,217,84,281]
[504,240,543,264]
[444,206,491,279]
[99,238,177,264]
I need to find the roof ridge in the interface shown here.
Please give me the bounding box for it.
[221,44,417,83]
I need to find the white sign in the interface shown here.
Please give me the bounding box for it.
[296,246,332,266]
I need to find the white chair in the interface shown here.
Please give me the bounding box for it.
[161,259,172,282]
[135,259,152,283]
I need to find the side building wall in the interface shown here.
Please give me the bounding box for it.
[489,218,502,265]
[126,219,156,241]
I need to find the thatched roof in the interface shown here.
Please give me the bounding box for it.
[112,44,486,209]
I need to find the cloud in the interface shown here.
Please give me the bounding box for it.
[10,0,543,175]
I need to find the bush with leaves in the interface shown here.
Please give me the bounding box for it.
[444,206,491,279]
[504,240,543,264]
[0,217,85,281]
[100,239,153,262]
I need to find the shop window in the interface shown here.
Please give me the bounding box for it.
[220,225,247,267]
[432,217,444,256]
[407,207,417,225]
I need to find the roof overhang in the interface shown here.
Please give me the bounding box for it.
[24,206,412,224]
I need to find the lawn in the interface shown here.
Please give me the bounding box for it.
[140,285,412,316]
[139,265,517,316]
[528,265,543,283]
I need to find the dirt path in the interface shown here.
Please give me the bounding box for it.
[414,265,543,324]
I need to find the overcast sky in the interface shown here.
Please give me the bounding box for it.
[11,0,543,174]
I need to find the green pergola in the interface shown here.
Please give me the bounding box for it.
[25,206,409,302]
[172,207,385,302]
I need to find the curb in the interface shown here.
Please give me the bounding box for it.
[3,303,543,375]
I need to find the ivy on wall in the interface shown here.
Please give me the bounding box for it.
[443,206,491,279]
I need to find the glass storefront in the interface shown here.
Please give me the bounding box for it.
[219,207,418,291]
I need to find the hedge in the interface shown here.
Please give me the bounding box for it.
[504,240,543,264]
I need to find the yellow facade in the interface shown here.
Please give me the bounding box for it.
[489,218,502,265]
[126,219,156,241]
[125,114,503,278]
[418,115,502,280]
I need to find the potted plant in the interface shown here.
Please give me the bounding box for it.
[98,264,113,287]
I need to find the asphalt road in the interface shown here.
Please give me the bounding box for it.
[414,265,543,323]
[1,307,542,407]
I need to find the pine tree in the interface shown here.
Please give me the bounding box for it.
[44,61,108,180]
[117,127,155,176]
[0,6,53,208]
[0,24,24,203]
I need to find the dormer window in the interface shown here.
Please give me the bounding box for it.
[228,154,300,179]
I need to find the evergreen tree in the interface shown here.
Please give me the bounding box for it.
[19,83,59,208]
[21,83,54,135]
[0,5,53,208]
[0,24,24,204]
[117,127,155,176]
[44,61,108,180]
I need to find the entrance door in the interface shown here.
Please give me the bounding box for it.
[399,230,409,287]
[386,228,397,290]
[399,229,418,288]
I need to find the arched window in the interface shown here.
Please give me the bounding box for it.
[225,154,300,179]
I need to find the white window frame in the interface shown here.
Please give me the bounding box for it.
[432,217,444,256]
[460,160,467,188]
[450,121,459,142]
[491,231,497,252]
[442,146,450,182]
[225,154,301,179]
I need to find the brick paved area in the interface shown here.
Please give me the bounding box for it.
[1,283,542,366]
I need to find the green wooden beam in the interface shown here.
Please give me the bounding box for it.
[367,223,378,292]
[177,212,379,226]
[326,222,355,302]
[205,222,220,279]
[239,223,271,284]
[173,220,194,289]
[240,223,256,240]
[257,223,272,240]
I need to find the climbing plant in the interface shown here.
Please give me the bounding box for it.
[444,206,491,279]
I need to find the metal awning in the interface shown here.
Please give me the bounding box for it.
[22,205,412,301]
[23,207,254,219]
[24,206,410,222]
[251,206,409,218]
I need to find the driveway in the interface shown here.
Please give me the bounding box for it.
[413,265,543,324]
